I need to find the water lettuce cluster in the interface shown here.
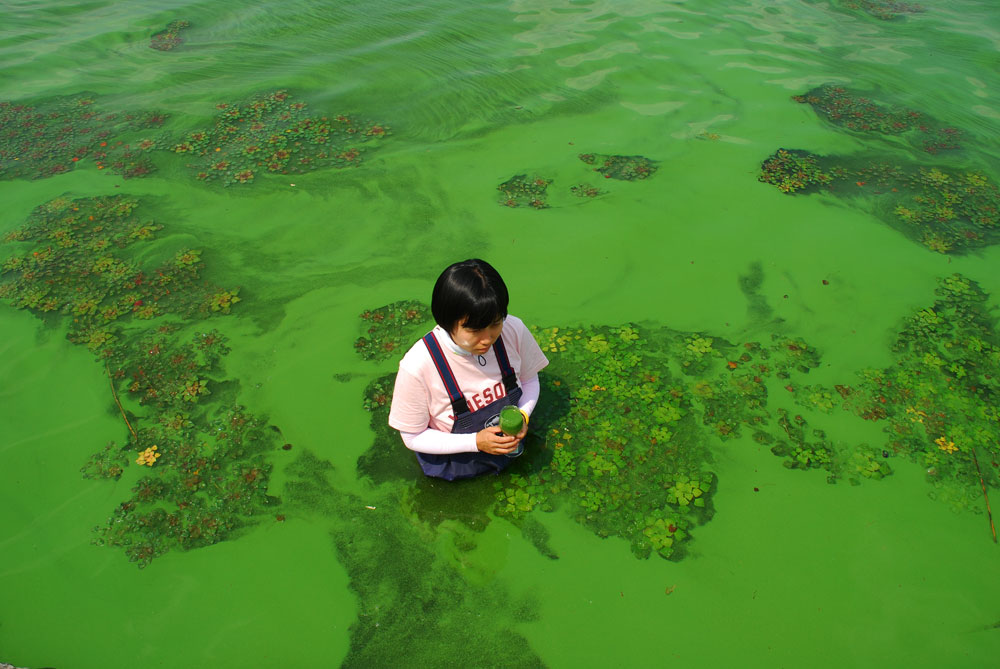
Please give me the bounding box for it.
[0,195,280,567]
[578,153,657,181]
[354,274,999,560]
[0,196,236,353]
[497,174,551,208]
[150,20,190,51]
[758,148,834,194]
[794,86,961,154]
[840,0,924,20]
[174,90,388,186]
[0,96,167,180]
[354,300,431,361]
[570,183,603,198]
[759,149,999,253]
[763,87,998,254]
[835,274,1000,509]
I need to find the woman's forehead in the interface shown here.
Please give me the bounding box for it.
[459,315,503,329]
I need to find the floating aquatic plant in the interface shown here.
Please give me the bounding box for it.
[354,300,432,361]
[578,153,657,181]
[758,148,834,194]
[0,194,285,568]
[150,20,190,51]
[175,90,388,186]
[840,0,924,21]
[570,183,604,198]
[351,271,1000,558]
[0,96,167,180]
[0,195,238,352]
[794,86,961,154]
[497,174,551,209]
[837,274,1000,514]
[759,149,1000,253]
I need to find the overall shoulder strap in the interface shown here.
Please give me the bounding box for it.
[422,332,470,416]
[491,334,519,394]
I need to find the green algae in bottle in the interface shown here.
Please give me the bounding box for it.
[500,405,524,458]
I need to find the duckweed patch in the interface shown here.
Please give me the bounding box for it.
[759,149,1000,253]
[174,90,388,186]
[0,195,282,567]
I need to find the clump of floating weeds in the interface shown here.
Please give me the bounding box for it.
[758,148,834,194]
[354,300,432,361]
[174,90,388,186]
[834,274,1000,514]
[0,96,167,180]
[759,149,1000,253]
[0,196,238,351]
[150,20,190,51]
[793,86,961,154]
[0,195,284,568]
[499,325,830,559]
[570,183,604,198]
[497,174,551,208]
[578,153,657,181]
[840,0,923,20]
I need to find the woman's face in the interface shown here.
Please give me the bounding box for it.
[450,316,504,355]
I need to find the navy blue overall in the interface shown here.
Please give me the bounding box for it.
[414,332,522,481]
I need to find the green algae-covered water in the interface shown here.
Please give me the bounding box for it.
[3,1,1000,666]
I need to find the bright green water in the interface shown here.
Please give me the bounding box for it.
[2,0,1000,666]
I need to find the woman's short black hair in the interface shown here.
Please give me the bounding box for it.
[431,259,509,332]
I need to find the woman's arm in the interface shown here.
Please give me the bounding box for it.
[518,374,539,416]
[399,428,478,455]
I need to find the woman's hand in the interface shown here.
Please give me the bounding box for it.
[476,427,522,455]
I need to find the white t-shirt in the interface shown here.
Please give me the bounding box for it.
[388,315,549,434]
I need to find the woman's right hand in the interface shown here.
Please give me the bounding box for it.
[476,427,521,455]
